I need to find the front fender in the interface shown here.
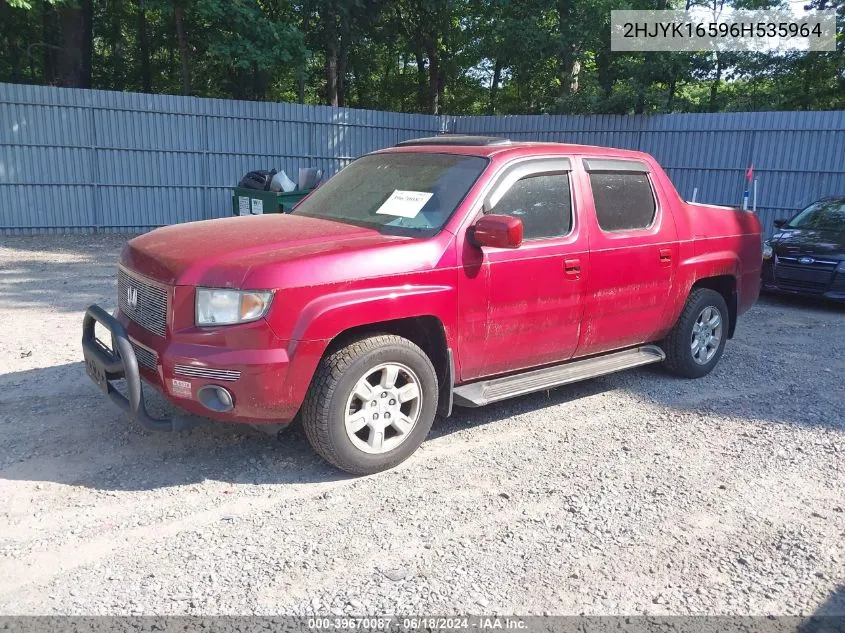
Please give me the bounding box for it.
[278,284,457,413]
[289,284,456,342]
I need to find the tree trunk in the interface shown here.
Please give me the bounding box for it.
[596,47,613,101]
[174,3,191,96]
[379,44,395,110]
[337,43,347,108]
[400,51,410,112]
[556,0,578,108]
[349,55,361,108]
[297,72,307,104]
[666,76,677,111]
[325,42,338,106]
[337,10,350,108]
[1,0,22,83]
[109,0,124,90]
[252,62,265,100]
[426,43,439,115]
[297,1,310,104]
[709,53,722,112]
[54,0,91,87]
[437,54,446,112]
[569,60,580,94]
[42,3,59,84]
[488,58,502,115]
[81,0,93,87]
[634,85,646,115]
[138,0,152,92]
[415,46,427,113]
[55,3,81,87]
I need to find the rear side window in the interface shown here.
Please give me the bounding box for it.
[489,173,572,240]
[589,172,656,232]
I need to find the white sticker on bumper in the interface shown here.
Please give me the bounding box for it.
[171,378,192,399]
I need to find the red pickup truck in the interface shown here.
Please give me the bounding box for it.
[82,135,762,475]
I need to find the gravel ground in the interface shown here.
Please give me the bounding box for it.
[0,234,843,617]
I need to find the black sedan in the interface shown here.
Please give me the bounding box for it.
[762,196,845,301]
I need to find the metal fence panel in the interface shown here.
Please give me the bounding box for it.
[0,83,441,234]
[2,83,844,237]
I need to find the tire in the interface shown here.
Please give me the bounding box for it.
[662,288,729,379]
[301,334,439,475]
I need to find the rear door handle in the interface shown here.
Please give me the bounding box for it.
[659,249,672,267]
[564,258,581,280]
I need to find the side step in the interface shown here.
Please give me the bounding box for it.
[452,344,666,408]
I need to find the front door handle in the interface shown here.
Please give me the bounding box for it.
[564,258,581,280]
[659,248,673,267]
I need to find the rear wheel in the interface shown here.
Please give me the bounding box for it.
[663,288,729,378]
[301,334,438,475]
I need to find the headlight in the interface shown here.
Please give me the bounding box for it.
[837,261,845,273]
[196,288,274,326]
[762,241,773,260]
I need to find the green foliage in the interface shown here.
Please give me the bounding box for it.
[0,0,841,112]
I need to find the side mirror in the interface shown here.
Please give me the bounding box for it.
[471,214,523,249]
[773,218,786,229]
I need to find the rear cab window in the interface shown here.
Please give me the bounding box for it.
[584,158,656,232]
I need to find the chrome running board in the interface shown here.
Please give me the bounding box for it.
[452,345,666,407]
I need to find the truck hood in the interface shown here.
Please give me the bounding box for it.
[770,226,845,260]
[121,214,417,287]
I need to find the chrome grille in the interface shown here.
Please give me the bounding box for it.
[775,255,838,269]
[130,341,158,371]
[773,255,835,292]
[118,269,168,337]
[173,365,241,382]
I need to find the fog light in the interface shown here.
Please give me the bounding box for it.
[198,385,235,412]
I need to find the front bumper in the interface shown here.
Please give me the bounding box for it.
[762,259,845,301]
[82,304,306,430]
[82,305,189,431]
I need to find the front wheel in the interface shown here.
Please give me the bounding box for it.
[662,288,729,378]
[301,334,438,475]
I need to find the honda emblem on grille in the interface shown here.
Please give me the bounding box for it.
[126,286,138,309]
[798,256,815,265]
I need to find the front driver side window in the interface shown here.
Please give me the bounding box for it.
[488,173,572,240]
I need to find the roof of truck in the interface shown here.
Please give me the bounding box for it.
[379,135,653,161]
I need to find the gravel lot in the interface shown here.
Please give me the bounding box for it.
[0,234,843,617]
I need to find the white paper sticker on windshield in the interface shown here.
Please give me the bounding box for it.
[375,190,433,218]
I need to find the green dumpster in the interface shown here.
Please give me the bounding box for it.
[232,187,312,216]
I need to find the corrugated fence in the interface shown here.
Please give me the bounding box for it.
[0,83,442,235]
[2,82,844,237]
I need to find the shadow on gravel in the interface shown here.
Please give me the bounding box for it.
[758,292,845,315]
[799,586,845,633]
[809,585,845,616]
[0,235,131,314]
[0,360,351,490]
[432,378,614,441]
[0,359,618,492]
[3,346,843,492]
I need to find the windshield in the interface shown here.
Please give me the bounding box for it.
[787,198,845,232]
[292,152,488,236]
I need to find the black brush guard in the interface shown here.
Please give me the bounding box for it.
[81,304,188,432]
